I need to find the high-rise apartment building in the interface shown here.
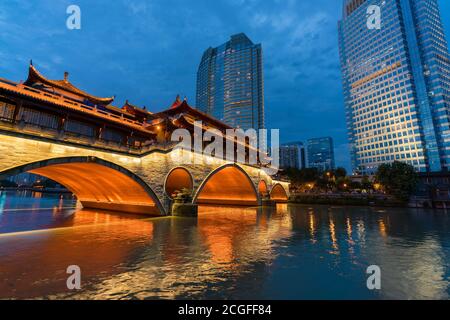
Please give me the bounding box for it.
[306,137,336,171]
[339,0,450,174]
[196,33,265,130]
[279,142,306,170]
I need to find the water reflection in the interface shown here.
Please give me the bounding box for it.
[0,191,449,300]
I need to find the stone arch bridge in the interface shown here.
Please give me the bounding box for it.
[0,65,289,216]
[0,134,289,216]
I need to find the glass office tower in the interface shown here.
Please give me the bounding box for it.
[339,0,450,174]
[196,33,265,130]
[306,137,336,171]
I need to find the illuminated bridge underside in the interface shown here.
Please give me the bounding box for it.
[195,166,259,206]
[29,163,160,215]
[270,184,289,203]
[0,134,290,216]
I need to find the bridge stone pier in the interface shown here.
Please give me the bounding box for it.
[0,134,289,216]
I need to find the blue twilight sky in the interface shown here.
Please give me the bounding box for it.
[0,0,449,170]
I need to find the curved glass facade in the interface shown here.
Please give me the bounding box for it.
[196,33,265,130]
[339,0,450,174]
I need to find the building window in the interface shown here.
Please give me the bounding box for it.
[65,119,94,137]
[18,107,58,129]
[0,101,16,122]
[102,128,124,143]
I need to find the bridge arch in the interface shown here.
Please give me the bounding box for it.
[270,183,289,202]
[258,180,268,197]
[0,156,166,216]
[193,163,260,206]
[164,167,194,199]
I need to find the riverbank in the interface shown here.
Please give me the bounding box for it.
[289,193,406,207]
[0,187,72,194]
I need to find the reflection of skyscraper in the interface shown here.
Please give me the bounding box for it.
[306,137,335,171]
[279,142,306,169]
[196,33,265,130]
[339,0,450,175]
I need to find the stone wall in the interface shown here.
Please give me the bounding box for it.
[0,133,288,214]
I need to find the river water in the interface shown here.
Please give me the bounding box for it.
[0,191,449,300]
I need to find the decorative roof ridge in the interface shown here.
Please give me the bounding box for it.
[25,62,115,105]
[155,96,232,130]
[123,99,151,114]
[170,94,183,109]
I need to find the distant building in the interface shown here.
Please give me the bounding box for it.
[196,33,264,130]
[8,172,41,186]
[306,137,335,171]
[279,142,306,170]
[339,0,450,174]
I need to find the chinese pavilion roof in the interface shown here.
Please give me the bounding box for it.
[1,63,233,137]
[122,100,154,118]
[24,63,115,106]
[152,96,232,132]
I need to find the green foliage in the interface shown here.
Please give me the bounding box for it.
[315,176,330,190]
[375,161,418,202]
[284,167,379,194]
[285,167,357,192]
[349,180,362,189]
[336,176,352,191]
[334,167,347,179]
[361,175,373,190]
[284,167,320,184]
[290,194,404,207]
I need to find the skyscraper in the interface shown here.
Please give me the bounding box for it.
[279,142,306,169]
[339,0,450,175]
[196,33,265,130]
[306,137,336,171]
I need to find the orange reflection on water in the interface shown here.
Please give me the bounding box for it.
[198,206,258,264]
[0,209,154,299]
[309,211,316,242]
[379,220,387,238]
[329,215,339,253]
[346,217,354,243]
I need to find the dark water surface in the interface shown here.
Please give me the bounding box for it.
[0,191,449,300]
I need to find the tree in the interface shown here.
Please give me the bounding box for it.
[361,175,373,190]
[350,180,362,190]
[298,168,320,183]
[315,176,329,191]
[284,168,320,185]
[335,167,347,179]
[375,161,418,201]
[336,176,352,192]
